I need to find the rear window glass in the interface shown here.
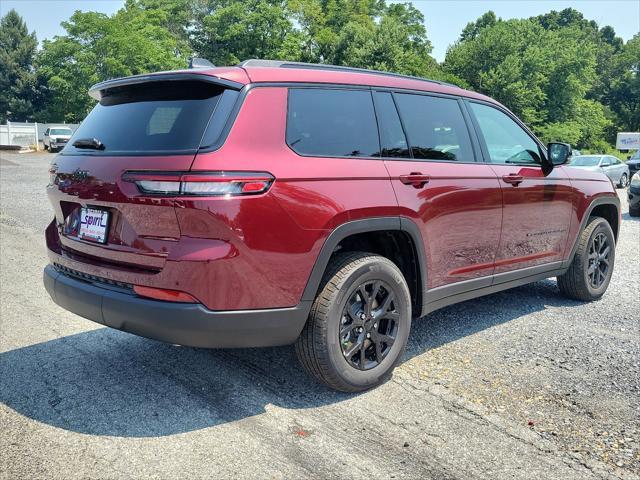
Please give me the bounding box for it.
[65,81,222,154]
[373,92,410,158]
[286,88,380,157]
[394,93,473,161]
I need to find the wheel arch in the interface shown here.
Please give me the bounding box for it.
[300,217,427,318]
[564,196,620,269]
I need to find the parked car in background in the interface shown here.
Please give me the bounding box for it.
[43,60,621,392]
[569,155,630,188]
[629,172,640,217]
[626,150,640,178]
[571,149,582,157]
[43,127,73,152]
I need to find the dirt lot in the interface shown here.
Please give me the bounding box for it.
[1,151,638,479]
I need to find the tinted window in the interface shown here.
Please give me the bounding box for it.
[287,89,379,157]
[65,81,223,154]
[469,102,541,164]
[394,93,473,161]
[373,92,410,158]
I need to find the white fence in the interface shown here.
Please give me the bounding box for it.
[0,122,80,150]
[0,122,38,148]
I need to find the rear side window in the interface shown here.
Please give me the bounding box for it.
[394,93,473,162]
[286,88,380,157]
[373,92,410,158]
[65,81,223,155]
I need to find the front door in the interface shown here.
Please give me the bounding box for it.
[375,91,503,290]
[466,101,573,274]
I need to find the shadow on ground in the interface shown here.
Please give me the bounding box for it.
[1,279,583,437]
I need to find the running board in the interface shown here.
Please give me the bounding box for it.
[421,262,566,316]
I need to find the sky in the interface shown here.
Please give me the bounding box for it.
[2,0,639,62]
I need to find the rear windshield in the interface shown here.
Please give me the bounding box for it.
[65,81,223,155]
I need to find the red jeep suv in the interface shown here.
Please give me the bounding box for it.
[44,59,620,392]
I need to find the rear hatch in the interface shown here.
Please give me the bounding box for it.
[47,73,242,271]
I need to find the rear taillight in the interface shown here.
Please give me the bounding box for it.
[122,171,274,196]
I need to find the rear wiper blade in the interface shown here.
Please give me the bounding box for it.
[72,138,105,150]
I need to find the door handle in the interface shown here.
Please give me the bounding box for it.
[502,174,524,186]
[399,172,430,188]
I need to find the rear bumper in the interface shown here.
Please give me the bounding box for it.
[43,265,309,348]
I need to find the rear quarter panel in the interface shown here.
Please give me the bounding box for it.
[188,86,398,309]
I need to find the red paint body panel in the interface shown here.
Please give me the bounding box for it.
[45,66,619,314]
[383,161,502,288]
[489,164,574,273]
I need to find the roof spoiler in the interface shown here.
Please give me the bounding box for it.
[88,72,242,100]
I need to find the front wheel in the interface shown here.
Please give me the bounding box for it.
[557,217,615,301]
[618,173,628,188]
[295,252,412,392]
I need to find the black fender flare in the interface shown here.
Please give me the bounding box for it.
[300,217,428,316]
[562,195,620,269]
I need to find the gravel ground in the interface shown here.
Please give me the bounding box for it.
[1,151,638,480]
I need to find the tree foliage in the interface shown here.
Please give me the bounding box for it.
[0,3,637,151]
[0,9,38,122]
[444,8,637,149]
[35,2,190,122]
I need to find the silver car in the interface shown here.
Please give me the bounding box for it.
[569,155,630,188]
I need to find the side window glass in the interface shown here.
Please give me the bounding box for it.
[372,92,410,158]
[286,88,380,157]
[394,93,474,161]
[469,102,541,165]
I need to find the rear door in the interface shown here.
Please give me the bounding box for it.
[466,101,573,274]
[47,78,235,270]
[378,91,503,289]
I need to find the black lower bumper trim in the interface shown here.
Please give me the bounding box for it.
[43,265,310,348]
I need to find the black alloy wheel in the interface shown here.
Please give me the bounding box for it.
[339,280,399,370]
[587,232,611,289]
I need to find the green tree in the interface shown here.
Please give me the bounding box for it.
[459,11,497,42]
[444,15,609,149]
[36,3,190,122]
[191,0,299,65]
[605,34,640,132]
[0,9,38,122]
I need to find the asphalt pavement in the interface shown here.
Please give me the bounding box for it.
[1,151,638,479]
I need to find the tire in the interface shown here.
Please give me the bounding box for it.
[630,207,640,218]
[557,217,615,301]
[618,173,628,188]
[295,252,412,392]
[44,144,49,151]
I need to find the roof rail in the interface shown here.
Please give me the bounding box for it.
[238,59,457,87]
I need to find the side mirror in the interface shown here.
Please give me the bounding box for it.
[547,142,571,166]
